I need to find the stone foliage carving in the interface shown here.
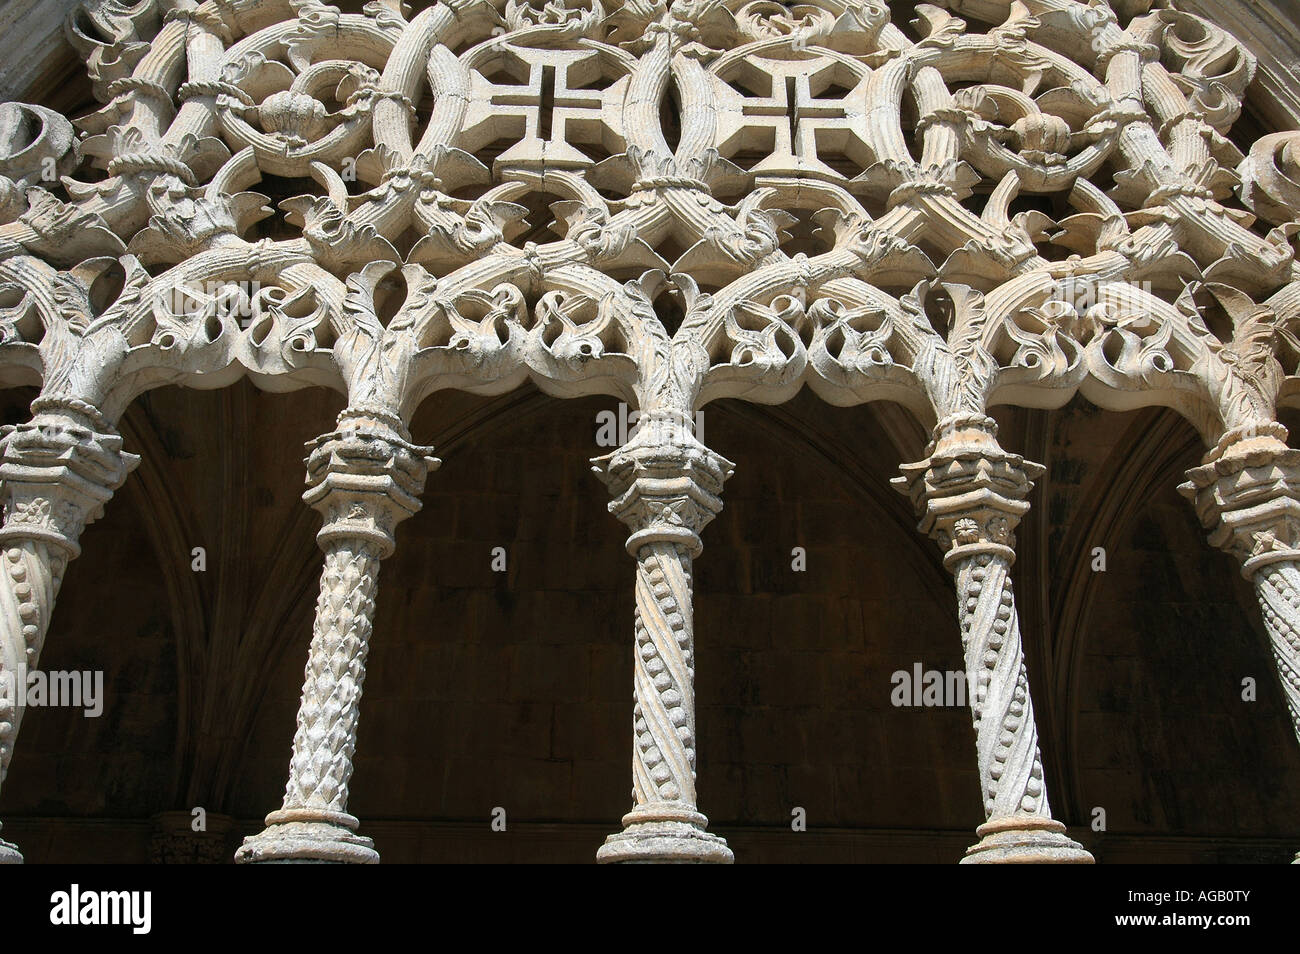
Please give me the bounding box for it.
[0,0,1294,439]
[3,0,1300,864]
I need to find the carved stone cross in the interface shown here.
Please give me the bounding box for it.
[712,54,871,181]
[462,46,627,172]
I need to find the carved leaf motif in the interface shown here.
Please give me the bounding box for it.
[0,0,1293,445]
[0,284,38,346]
[938,284,996,414]
[535,289,615,370]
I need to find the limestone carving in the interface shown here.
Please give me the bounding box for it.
[592,409,734,862]
[895,414,1091,862]
[236,407,438,863]
[0,400,137,863]
[0,0,1299,863]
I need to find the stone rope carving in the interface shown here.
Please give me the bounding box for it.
[0,0,1300,861]
[593,409,733,862]
[897,414,1091,862]
[632,543,697,807]
[953,554,1046,819]
[1255,566,1300,733]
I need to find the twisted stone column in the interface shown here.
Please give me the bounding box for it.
[1181,427,1300,864]
[593,410,734,863]
[895,415,1093,863]
[236,407,437,864]
[0,397,137,863]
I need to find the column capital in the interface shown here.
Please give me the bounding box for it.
[590,409,734,558]
[1186,429,1300,864]
[0,398,139,557]
[892,414,1043,570]
[1179,431,1300,578]
[304,406,440,557]
[0,397,137,864]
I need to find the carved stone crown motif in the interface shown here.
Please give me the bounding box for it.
[0,398,139,556]
[894,413,1042,566]
[1180,430,1300,576]
[592,408,734,554]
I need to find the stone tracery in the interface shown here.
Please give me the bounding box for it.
[0,0,1299,863]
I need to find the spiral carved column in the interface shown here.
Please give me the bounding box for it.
[1181,427,1300,864]
[1253,564,1300,739]
[896,415,1093,863]
[236,407,437,864]
[593,410,734,864]
[0,398,137,864]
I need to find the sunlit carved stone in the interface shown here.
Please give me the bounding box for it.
[897,414,1093,864]
[0,0,1299,863]
[592,409,734,864]
[0,398,137,863]
[1181,429,1300,864]
[235,407,437,864]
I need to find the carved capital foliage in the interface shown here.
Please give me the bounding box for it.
[894,414,1042,568]
[304,406,440,556]
[592,408,733,555]
[0,0,1293,434]
[1179,429,1300,576]
[0,399,139,557]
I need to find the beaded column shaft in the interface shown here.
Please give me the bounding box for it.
[895,415,1093,864]
[1181,426,1300,864]
[0,398,136,864]
[592,410,734,863]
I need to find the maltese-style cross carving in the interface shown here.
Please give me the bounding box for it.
[462,45,628,171]
[711,51,871,181]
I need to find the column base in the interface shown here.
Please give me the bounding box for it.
[961,816,1094,864]
[0,826,21,864]
[234,808,378,864]
[597,804,733,864]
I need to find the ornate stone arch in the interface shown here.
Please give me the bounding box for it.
[2,0,1300,864]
